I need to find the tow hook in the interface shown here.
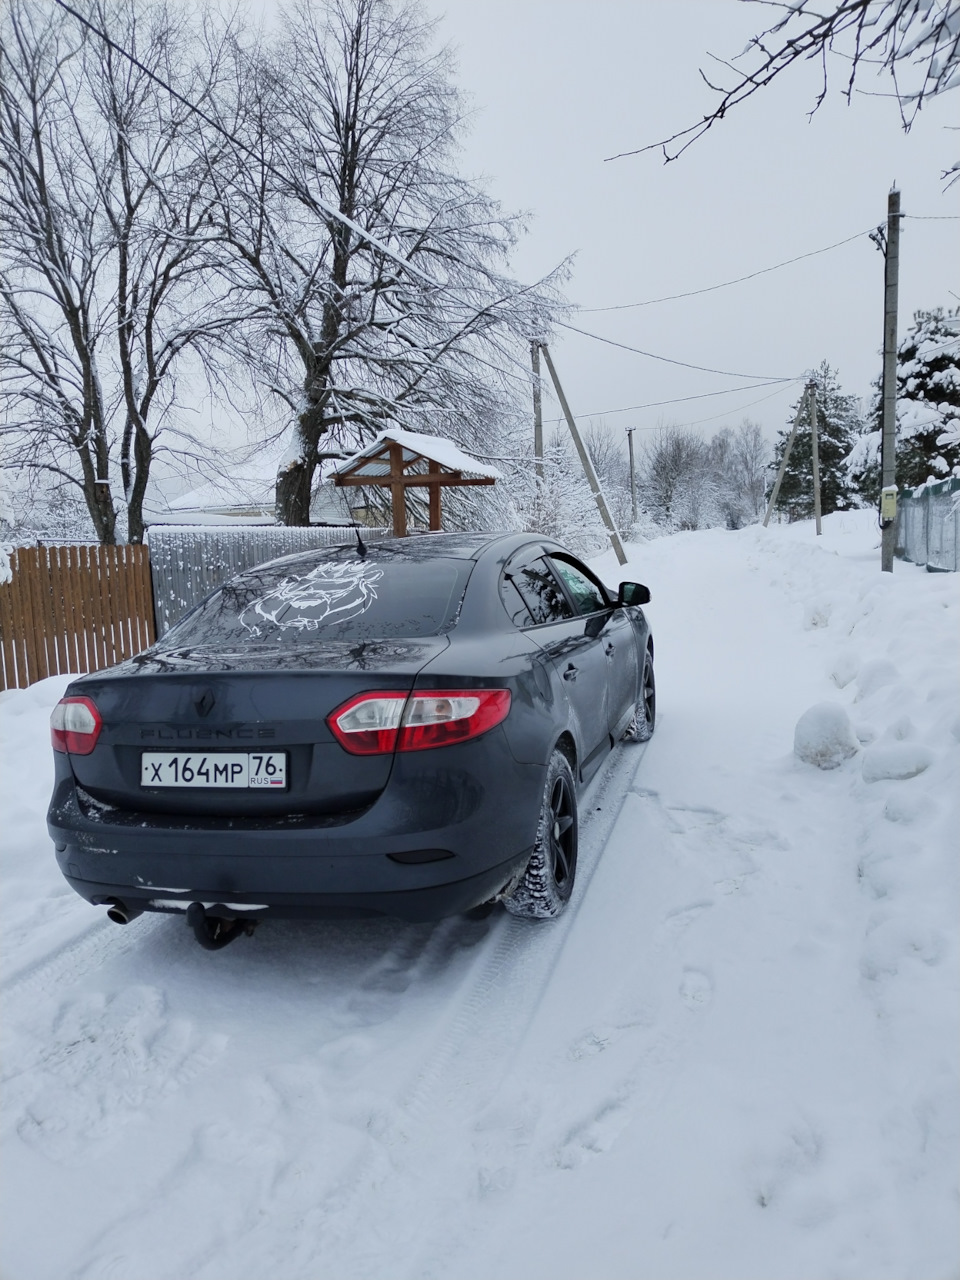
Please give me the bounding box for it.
[186,902,255,951]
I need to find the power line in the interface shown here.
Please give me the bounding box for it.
[50,0,437,287]
[575,216,957,315]
[577,228,876,313]
[544,377,803,424]
[673,381,801,430]
[556,322,795,381]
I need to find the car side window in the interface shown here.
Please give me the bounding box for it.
[549,557,608,616]
[503,554,573,625]
[500,577,535,627]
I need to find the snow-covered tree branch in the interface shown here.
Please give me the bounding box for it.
[0,0,252,542]
[205,0,568,526]
[610,1,960,183]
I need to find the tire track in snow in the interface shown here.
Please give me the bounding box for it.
[291,739,656,1280]
[405,738,654,1121]
[95,740,657,1280]
[1,913,158,1001]
[48,741,655,1280]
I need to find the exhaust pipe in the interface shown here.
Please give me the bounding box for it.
[105,898,144,925]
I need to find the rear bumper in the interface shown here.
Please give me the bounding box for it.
[47,737,543,921]
[55,853,528,922]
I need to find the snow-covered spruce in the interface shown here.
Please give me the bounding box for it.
[847,306,960,500]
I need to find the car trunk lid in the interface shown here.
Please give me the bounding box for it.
[66,637,447,818]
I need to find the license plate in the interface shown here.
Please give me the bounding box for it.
[141,752,287,789]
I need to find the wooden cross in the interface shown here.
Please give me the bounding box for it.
[334,439,495,537]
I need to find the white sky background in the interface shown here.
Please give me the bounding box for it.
[415,0,959,445]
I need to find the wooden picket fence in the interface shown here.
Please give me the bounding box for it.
[0,544,156,691]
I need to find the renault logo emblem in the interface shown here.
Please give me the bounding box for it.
[195,689,216,717]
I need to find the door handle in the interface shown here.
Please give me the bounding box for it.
[604,643,615,657]
[563,664,578,682]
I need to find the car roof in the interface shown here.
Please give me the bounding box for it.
[253,531,558,574]
[218,534,589,603]
[361,532,568,561]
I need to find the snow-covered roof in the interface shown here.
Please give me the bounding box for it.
[166,479,273,513]
[331,428,502,482]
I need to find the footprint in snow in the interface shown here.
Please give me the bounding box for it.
[555,1098,632,1170]
[679,969,713,1010]
[14,985,226,1165]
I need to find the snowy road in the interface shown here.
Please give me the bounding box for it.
[2,514,957,1280]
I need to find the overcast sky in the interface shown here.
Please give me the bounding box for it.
[414,0,959,444]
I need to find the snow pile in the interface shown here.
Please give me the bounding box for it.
[0,510,957,1280]
[793,702,859,768]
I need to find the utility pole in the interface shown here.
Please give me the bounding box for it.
[626,427,638,524]
[762,382,813,527]
[809,380,822,536]
[538,344,627,565]
[880,186,901,572]
[531,340,543,480]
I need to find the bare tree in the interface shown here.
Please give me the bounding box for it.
[208,0,565,526]
[709,420,770,527]
[0,0,241,542]
[611,0,960,182]
[640,427,719,531]
[728,420,770,523]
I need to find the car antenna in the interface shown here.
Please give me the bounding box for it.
[352,523,368,559]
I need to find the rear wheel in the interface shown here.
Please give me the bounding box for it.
[503,749,578,919]
[623,649,655,742]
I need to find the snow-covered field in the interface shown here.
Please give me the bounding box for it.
[1,512,957,1280]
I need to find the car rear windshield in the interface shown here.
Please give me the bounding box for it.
[157,550,473,649]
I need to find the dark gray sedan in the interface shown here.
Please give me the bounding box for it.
[48,533,654,948]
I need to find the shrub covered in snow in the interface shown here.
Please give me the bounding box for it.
[794,702,859,769]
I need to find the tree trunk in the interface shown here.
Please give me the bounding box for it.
[276,454,313,525]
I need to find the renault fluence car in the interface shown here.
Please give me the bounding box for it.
[48,533,654,948]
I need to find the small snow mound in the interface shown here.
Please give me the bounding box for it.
[830,652,859,689]
[854,659,899,702]
[793,703,859,770]
[885,715,915,741]
[862,742,934,783]
[803,598,833,629]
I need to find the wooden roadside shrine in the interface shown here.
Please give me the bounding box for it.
[332,429,501,537]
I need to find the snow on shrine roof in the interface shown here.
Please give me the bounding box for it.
[331,428,502,482]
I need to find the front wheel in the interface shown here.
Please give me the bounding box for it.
[503,749,578,920]
[623,650,655,742]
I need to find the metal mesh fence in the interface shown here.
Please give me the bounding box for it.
[895,477,960,573]
[146,525,388,635]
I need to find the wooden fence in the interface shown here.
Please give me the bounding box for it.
[0,544,155,691]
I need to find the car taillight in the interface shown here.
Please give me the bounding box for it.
[50,696,103,755]
[327,689,511,756]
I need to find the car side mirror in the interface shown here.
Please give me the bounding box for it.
[618,581,650,606]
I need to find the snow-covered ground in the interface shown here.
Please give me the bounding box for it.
[1,512,957,1280]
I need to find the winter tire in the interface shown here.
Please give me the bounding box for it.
[623,649,656,743]
[503,749,578,919]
